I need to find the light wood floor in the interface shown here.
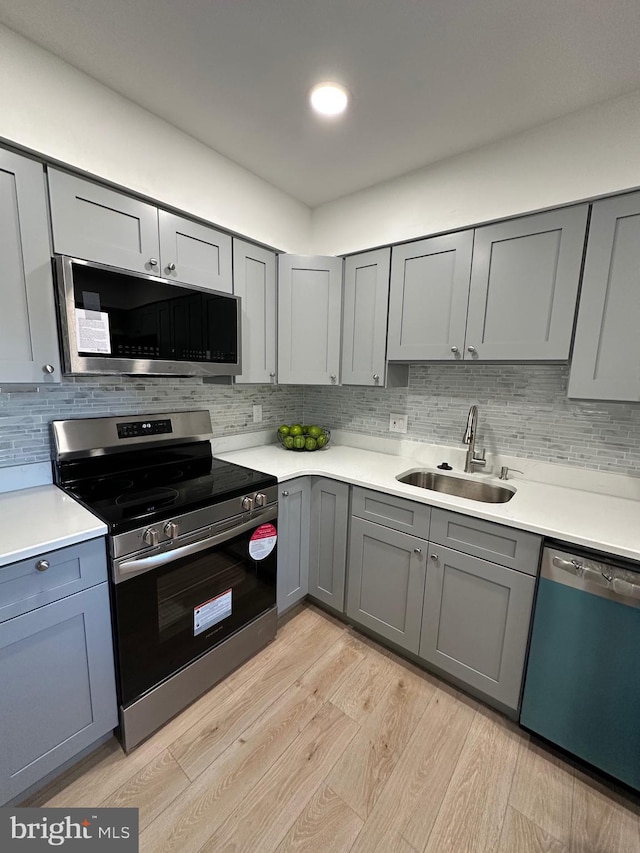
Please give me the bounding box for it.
[24,605,640,852]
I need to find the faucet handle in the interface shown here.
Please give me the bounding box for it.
[499,466,523,480]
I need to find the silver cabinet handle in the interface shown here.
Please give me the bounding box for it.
[414,548,422,554]
[149,258,158,266]
[36,559,49,572]
[43,364,55,374]
[373,373,380,383]
[330,375,337,384]
[282,490,289,497]
[269,372,276,382]
[450,346,458,353]
[167,262,176,271]
[430,553,438,561]
[467,345,476,353]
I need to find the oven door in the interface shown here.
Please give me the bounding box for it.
[111,510,277,706]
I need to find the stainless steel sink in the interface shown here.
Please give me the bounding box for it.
[396,470,515,503]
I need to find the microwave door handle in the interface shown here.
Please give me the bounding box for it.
[116,506,277,579]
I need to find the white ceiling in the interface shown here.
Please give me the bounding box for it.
[1,1,640,207]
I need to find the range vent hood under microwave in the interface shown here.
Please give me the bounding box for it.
[54,256,241,378]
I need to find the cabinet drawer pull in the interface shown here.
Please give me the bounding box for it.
[167,262,176,271]
[430,553,438,561]
[414,548,422,555]
[149,258,158,267]
[282,491,289,497]
[36,560,50,572]
[450,346,458,354]
[43,364,55,374]
[467,345,476,353]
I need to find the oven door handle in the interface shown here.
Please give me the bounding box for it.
[115,506,277,582]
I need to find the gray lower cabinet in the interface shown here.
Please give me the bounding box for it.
[341,249,408,388]
[0,150,61,384]
[568,191,640,401]
[0,540,117,805]
[47,169,232,291]
[308,478,349,613]
[420,543,535,711]
[277,478,311,614]
[346,517,427,654]
[277,255,343,385]
[233,239,277,383]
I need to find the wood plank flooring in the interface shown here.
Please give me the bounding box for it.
[23,605,640,852]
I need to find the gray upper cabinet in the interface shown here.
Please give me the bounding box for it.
[387,206,588,362]
[277,254,342,385]
[158,210,232,292]
[0,150,61,384]
[48,168,160,274]
[341,249,408,387]
[568,192,640,401]
[47,169,232,291]
[233,239,277,384]
[466,205,589,360]
[308,478,349,613]
[387,232,473,361]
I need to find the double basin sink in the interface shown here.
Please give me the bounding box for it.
[396,470,515,503]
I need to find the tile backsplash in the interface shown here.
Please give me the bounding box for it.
[0,377,303,467]
[1,365,639,477]
[304,364,640,477]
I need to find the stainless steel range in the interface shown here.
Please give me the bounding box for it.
[51,410,278,751]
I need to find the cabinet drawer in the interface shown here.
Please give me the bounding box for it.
[0,539,108,624]
[429,509,541,575]
[351,487,431,538]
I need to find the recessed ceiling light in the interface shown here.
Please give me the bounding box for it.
[309,82,349,117]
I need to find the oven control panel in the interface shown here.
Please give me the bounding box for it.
[117,419,173,439]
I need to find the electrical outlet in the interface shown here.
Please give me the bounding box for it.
[389,413,408,433]
[252,404,262,423]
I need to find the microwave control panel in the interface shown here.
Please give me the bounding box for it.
[117,419,173,439]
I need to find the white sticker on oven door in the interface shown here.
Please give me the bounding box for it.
[249,523,277,560]
[75,308,112,354]
[194,588,232,636]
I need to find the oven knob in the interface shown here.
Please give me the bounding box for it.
[255,492,267,507]
[164,521,179,540]
[143,528,159,547]
[241,495,255,511]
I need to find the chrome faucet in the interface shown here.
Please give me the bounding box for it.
[462,405,487,473]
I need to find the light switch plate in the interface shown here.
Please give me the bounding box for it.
[389,413,408,433]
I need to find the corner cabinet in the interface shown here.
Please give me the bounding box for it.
[568,192,640,401]
[47,169,232,292]
[341,248,408,387]
[387,205,588,362]
[233,239,277,384]
[0,539,117,805]
[308,478,349,613]
[277,478,311,614]
[0,150,61,384]
[277,255,342,385]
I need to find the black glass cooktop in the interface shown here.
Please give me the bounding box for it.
[55,441,276,533]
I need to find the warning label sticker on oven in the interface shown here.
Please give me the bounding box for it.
[249,523,277,560]
[194,588,232,636]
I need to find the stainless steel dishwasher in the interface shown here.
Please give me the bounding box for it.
[520,544,640,791]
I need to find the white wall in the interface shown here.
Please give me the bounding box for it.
[0,25,311,253]
[311,89,640,256]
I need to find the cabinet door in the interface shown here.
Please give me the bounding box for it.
[47,168,160,274]
[159,210,232,293]
[0,151,60,384]
[420,544,535,711]
[277,479,310,614]
[277,255,342,384]
[233,239,277,383]
[387,232,473,361]
[0,583,118,804]
[341,248,390,386]
[347,517,426,654]
[568,193,640,401]
[466,205,588,360]
[308,478,349,613]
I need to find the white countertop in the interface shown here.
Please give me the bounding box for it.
[0,485,107,567]
[215,443,640,563]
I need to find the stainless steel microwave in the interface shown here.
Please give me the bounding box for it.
[54,256,241,377]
